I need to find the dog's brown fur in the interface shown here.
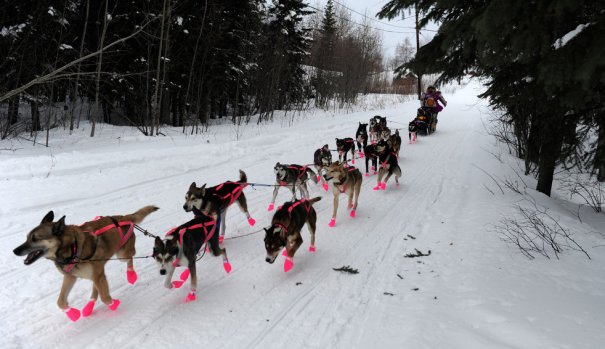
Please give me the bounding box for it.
[13,206,158,312]
[324,162,362,222]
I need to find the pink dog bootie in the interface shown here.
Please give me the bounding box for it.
[64,307,81,322]
[108,299,120,311]
[223,261,232,274]
[172,268,190,288]
[284,257,294,273]
[322,182,329,192]
[185,291,196,303]
[309,244,316,252]
[267,203,275,211]
[82,300,96,317]
[328,218,336,227]
[126,268,138,285]
[218,235,224,244]
[350,210,356,218]
[248,217,256,226]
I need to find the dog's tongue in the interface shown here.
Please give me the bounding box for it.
[24,250,42,265]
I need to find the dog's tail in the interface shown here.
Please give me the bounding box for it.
[238,169,247,184]
[308,196,322,205]
[305,167,319,184]
[126,205,159,224]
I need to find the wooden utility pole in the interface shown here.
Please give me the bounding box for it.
[415,3,422,100]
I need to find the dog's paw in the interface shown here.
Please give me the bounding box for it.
[126,269,138,285]
[172,280,185,289]
[309,244,316,252]
[218,235,224,244]
[223,261,232,274]
[108,299,120,311]
[328,218,336,227]
[322,183,329,192]
[267,203,275,211]
[284,257,294,273]
[82,300,96,317]
[373,185,381,190]
[350,210,356,218]
[365,173,369,177]
[185,292,196,303]
[64,307,81,322]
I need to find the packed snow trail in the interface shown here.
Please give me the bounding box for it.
[1,82,604,349]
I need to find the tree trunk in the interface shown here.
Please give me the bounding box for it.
[31,99,41,132]
[595,114,605,182]
[91,0,109,137]
[8,96,19,125]
[525,112,541,175]
[536,117,565,196]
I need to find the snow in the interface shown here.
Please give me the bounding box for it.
[59,44,74,51]
[1,81,604,348]
[553,23,590,49]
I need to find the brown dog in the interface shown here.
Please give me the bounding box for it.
[13,205,158,322]
[323,161,362,227]
[264,197,321,273]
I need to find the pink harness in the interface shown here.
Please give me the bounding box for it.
[166,216,217,267]
[64,217,135,273]
[213,182,248,206]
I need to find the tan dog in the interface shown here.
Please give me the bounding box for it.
[323,161,362,227]
[13,206,158,322]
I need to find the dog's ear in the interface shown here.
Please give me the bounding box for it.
[200,184,206,196]
[53,216,66,235]
[189,182,197,190]
[154,236,163,247]
[41,210,54,224]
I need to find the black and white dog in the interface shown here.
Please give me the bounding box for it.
[313,144,332,192]
[153,209,230,303]
[362,142,379,177]
[335,137,355,164]
[355,123,368,158]
[374,140,402,190]
[269,163,318,211]
[408,120,418,144]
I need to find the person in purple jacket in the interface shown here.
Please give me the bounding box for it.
[420,85,447,132]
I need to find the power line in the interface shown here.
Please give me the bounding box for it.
[331,0,425,31]
[307,4,417,35]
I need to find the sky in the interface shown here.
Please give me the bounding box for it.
[305,0,437,59]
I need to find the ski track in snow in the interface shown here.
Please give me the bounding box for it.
[1,82,604,349]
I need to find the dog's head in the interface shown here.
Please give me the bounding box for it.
[324,161,346,183]
[335,138,348,151]
[183,182,206,212]
[319,145,332,165]
[375,139,390,153]
[264,226,286,264]
[13,211,66,265]
[369,117,377,128]
[274,162,288,180]
[381,128,391,140]
[357,122,368,134]
[153,236,179,275]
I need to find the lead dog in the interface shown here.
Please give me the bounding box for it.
[313,144,332,192]
[264,197,321,273]
[183,170,255,243]
[323,161,362,227]
[13,205,158,322]
[374,140,402,190]
[269,163,318,211]
[153,208,229,302]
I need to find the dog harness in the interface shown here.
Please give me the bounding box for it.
[63,217,134,273]
[166,214,217,267]
[333,166,358,193]
[213,181,248,206]
[380,152,397,170]
[278,165,308,186]
[338,139,355,154]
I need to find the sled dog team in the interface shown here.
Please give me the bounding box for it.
[13,116,404,322]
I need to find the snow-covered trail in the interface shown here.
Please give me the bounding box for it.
[1,83,604,349]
